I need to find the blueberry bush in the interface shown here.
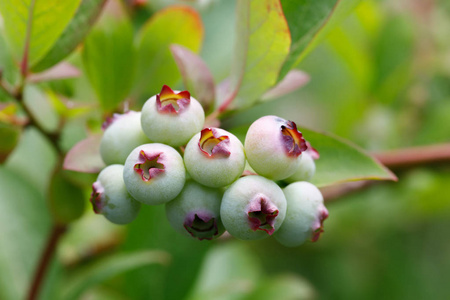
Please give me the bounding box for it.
[1,0,450,299]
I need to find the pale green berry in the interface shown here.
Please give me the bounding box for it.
[220,175,287,240]
[100,111,150,165]
[245,115,307,180]
[166,180,224,240]
[90,164,141,224]
[184,128,246,188]
[123,143,185,205]
[286,151,316,182]
[141,85,205,147]
[274,181,329,247]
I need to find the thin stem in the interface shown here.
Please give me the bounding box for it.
[27,224,67,300]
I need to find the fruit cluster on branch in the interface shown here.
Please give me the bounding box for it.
[91,85,328,247]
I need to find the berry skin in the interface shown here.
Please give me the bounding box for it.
[90,164,141,224]
[274,181,329,247]
[165,180,224,240]
[123,143,185,205]
[100,111,150,165]
[220,175,287,240]
[141,85,205,147]
[184,128,246,188]
[286,152,316,182]
[244,115,307,180]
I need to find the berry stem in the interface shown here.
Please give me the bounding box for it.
[26,224,67,300]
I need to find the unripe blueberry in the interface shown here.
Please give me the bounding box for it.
[141,85,205,147]
[166,180,224,240]
[286,144,319,182]
[100,111,150,165]
[123,143,185,205]
[90,164,141,224]
[274,181,329,247]
[220,175,287,240]
[184,128,246,188]
[245,115,307,180]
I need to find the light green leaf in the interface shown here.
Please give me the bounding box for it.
[279,0,362,79]
[300,127,397,187]
[61,250,170,300]
[249,274,316,300]
[224,0,291,110]
[0,167,51,300]
[82,16,135,111]
[134,6,204,100]
[32,0,107,72]
[187,242,261,300]
[0,0,81,71]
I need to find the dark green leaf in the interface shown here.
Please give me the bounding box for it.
[48,170,86,224]
[82,16,135,111]
[32,0,107,72]
[279,0,362,79]
[61,250,170,300]
[300,127,397,187]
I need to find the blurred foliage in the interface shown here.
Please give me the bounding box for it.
[1,0,450,299]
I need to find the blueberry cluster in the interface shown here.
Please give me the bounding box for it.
[90,85,328,246]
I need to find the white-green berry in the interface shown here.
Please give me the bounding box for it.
[245,115,307,180]
[90,164,141,224]
[100,111,150,165]
[274,181,329,247]
[220,175,287,240]
[184,128,246,188]
[141,85,205,147]
[166,180,224,240]
[123,143,185,205]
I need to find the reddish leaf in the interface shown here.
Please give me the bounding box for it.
[63,134,105,173]
[261,70,310,101]
[170,44,215,111]
[28,62,81,83]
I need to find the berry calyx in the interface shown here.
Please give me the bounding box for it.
[247,194,279,234]
[156,85,190,113]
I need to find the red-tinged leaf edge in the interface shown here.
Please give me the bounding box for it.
[170,44,215,111]
[28,62,81,83]
[63,134,105,173]
[261,70,310,101]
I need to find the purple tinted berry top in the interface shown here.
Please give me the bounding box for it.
[90,181,104,214]
[133,150,165,181]
[198,128,231,158]
[183,211,219,241]
[280,120,307,157]
[246,194,279,235]
[156,85,190,114]
[311,207,329,242]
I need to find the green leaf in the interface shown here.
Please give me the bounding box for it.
[61,250,170,300]
[32,0,107,72]
[48,170,85,225]
[0,0,81,71]
[249,274,316,300]
[223,0,291,110]
[187,242,261,300]
[300,127,397,187]
[134,6,204,100]
[279,0,362,79]
[0,167,51,300]
[82,16,135,111]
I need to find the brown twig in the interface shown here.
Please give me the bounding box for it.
[372,143,450,170]
[27,224,67,300]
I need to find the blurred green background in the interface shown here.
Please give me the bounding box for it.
[1,0,450,299]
